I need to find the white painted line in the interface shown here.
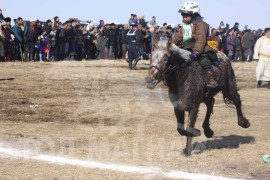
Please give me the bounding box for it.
[0,146,242,180]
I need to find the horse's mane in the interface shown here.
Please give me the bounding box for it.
[157,37,170,49]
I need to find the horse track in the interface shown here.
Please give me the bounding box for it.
[0,60,269,179]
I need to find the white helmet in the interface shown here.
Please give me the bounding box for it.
[179,1,200,15]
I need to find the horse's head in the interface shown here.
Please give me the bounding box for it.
[145,36,192,89]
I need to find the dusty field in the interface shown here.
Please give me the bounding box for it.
[0,60,269,180]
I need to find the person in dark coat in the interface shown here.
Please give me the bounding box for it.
[24,19,36,61]
[49,27,57,61]
[120,24,129,59]
[126,23,139,70]
[139,15,146,27]
[68,20,77,60]
[44,19,52,35]
[242,29,254,61]
[75,24,83,60]
[12,17,24,60]
[35,20,43,36]
[234,32,242,61]
[59,22,70,60]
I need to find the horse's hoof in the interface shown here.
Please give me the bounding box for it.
[238,118,250,128]
[204,128,214,138]
[177,128,188,136]
[182,148,192,157]
[187,128,201,137]
[239,121,250,128]
[177,128,201,137]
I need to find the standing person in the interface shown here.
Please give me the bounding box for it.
[49,27,57,61]
[103,24,110,59]
[218,21,226,34]
[242,29,254,62]
[59,22,69,60]
[89,26,98,59]
[149,16,157,27]
[116,24,123,59]
[24,19,36,61]
[112,24,120,59]
[151,26,160,51]
[96,26,106,59]
[0,22,4,61]
[53,22,61,61]
[136,25,149,61]
[121,24,129,59]
[12,17,24,61]
[44,19,52,36]
[132,14,139,25]
[68,20,77,60]
[233,22,240,33]
[98,20,105,29]
[108,23,115,60]
[161,23,168,33]
[144,26,152,55]
[139,15,146,27]
[128,14,134,26]
[234,32,243,61]
[254,28,270,89]
[39,29,49,62]
[4,17,15,60]
[226,29,235,60]
[126,23,139,70]
[172,1,217,88]
[35,20,43,36]
[75,24,83,60]
[82,28,90,60]
[53,16,60,27]
[1,21,13,61]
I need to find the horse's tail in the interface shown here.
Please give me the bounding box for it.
[222,60,238,107]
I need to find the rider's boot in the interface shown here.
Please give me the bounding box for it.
[206,68,218,89]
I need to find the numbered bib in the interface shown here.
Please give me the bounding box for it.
[182,22,193,42]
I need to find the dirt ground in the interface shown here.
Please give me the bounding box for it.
[0,60,269,180]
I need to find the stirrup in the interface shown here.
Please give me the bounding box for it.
[206,80,218,88]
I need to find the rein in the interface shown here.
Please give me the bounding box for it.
[149,60,178,83]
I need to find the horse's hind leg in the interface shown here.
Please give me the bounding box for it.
[223,83,250,128]
[203,96,215,138]
[184,107,201,156]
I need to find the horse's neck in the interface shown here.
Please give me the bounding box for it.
[168,62,204,89]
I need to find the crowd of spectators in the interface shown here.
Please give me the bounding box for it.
[0,9,266,62]
[210,21,265,62]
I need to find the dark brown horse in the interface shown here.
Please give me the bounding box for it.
[146,37,250,156]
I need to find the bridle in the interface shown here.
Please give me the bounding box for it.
[148,57,177,83]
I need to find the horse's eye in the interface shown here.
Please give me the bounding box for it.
[164,59,168,62]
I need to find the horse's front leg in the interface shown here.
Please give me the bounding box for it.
[184,107,200,156]
[174,107,186,136]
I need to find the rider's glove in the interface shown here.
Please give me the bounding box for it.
[190,51,199,61]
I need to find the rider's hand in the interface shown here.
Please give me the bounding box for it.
[190,51,199,61]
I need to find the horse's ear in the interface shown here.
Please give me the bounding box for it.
[166,33,173,52]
